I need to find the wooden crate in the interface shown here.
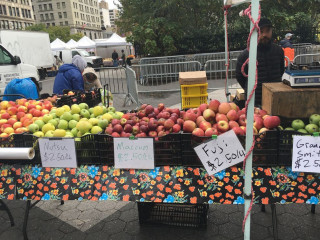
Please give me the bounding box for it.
[262,82,320,118]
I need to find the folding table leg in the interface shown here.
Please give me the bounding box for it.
[0,199,15,226]
[23,200,31,240]
[271,204,278,240]
[311,204,316,214]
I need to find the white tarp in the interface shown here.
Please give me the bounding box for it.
[66,39,78,49]
[95,33,131,46]
[50,38,69,51]
[77,36,96,49]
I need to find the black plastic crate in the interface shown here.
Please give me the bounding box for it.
[138,202,208,228]
[154,133,181,166]
[278,130,309,166]
[95,134,114,165]
[0,134,41,164]
[75,134,100,165]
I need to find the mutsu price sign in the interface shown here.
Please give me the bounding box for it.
[39,138,77,168]
[292,136,320,173]
[194,130,246,175]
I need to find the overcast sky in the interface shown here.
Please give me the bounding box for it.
[99,0,120,9]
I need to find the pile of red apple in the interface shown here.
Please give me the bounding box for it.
[0,99,53,138]
[105,100,281,138]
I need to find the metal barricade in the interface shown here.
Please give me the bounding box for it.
[140,55,188,65]
[94,67,127,94]
[204,59,238,81]
[131,61,202,86]
[194,51,242,66]
[293,53,320,66]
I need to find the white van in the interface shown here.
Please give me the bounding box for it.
[53,49,103,69]
[0,44,40,95]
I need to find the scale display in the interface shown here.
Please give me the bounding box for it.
[282,69,320,87]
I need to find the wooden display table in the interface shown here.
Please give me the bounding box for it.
[262,82,320,118]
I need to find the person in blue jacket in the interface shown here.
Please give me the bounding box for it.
[53,55,87,94]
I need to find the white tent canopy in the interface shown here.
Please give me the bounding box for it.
[224,0,251,6]
[77,36,96,49]
[50,38,69,51]
[66,39,78,49]
[95,33,131,47]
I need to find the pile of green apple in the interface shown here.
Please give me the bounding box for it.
[28,103,123,139]
[285,114,320,134]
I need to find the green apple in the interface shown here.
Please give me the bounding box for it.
[48,119,59,128]
[71,128,79,137]
[72,114,80,121]
[107,107,116,113]
[77,131,83,137]
[80,109,90,118]
[28,124,39,133]
[50,109,56,114]
[98,119,109,129]
[50,113,57,119]
[102,106,107,114]
[79,103,89,110]
[298,129,308,134]
[69,120,78,129]
[305,124,319,134]
[90,113,95,119]
[75,137,81,142]
[42,114,53,123]
[33,131,44,138]
[53,129,66,137]
[65,132,74,138]
[76,121,92,134]
[61,112,73,121]
[91,126,103,134]
[42,123,55,134]
[58,119,69,130]
[71,104,81,114]
[291,119,305,130]
[113,112,121,120]
[102,113,113,121]
[93,106,104,117]
[310,114,320,125]
[55,107,65,117]
[34,120,45,130]
[285,127,295,131]
[89,118,99,126]
[44,130,54,137]
[116,111,124,118]
[89,108,94,114]
[79,118,88,122]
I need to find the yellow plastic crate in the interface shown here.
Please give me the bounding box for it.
[181,83,208,97]
[182,94,208,109]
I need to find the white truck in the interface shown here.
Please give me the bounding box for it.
[0,30,54,80]
[52,49,103,69]
[0,44,40,96]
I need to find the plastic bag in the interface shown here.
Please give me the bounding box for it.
[3,78,39,101]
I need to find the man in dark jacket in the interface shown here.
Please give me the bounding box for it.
[53,55,87,94]
[236,18,285,106]
[280,33,293,48]
[112,50,119,67]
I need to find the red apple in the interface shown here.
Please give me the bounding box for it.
[158,103,165,112]
[15,127,27,134]
[263,116,280,129]
[254,116,264,130]
[27,104,36,111]
[238,114,247,126]
[17,106,27,113]
[0,119,8,127]
[124,124,133,133]
[145,105,154,115]
[172,124,181,133]
[136,132,147,138]
[171,109,180,116]
[157,118,165,126]
[192,128,205,137]
[132,126,140,135]
[158,131,167,137]
[113,124,123,134]
[122,114,130,120]
[138,110,146,119]
[217,120,229,132]
[229,102,238,111]
[177,118,184,126]
[7,107,18,116]
[140,104,148,110]
[226,109,238,121]
[183,120,197,133]
[7,118,17,126]
[112,119,121,126]
[164,119,174,130]
[232,127,245,136]
[149,131,158,137]
[229,120,239,129]
[111,132,120,137]
[259,127,268,134]
[218,102,232,115]
[33,110,42,117]
[196,116,206,126]
[205,128,219,137]
[162,112,170,119]
[203,109,215,122]
[120,118,127,126]
[259,109,268,117]
[140,125,149,133]
[199,103,208,113]
[105,126,113,135]
[199,121,211,132]
[148,120,158,131]
[157,125,164,132]
[253,126,258,135]
[184,111,197,122]
[1,113,10,120]
[208,99,220,112]
[216,113,228,123]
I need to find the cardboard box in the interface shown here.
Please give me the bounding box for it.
[179,71,207,85]
[230,95,235,102]
[262,82,320,118]
[236,89,245,100]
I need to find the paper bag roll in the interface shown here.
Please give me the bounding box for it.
[0,148,35,160]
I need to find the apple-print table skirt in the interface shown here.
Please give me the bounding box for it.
[0,164,319,205]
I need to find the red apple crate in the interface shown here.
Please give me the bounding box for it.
[138,202,208,228]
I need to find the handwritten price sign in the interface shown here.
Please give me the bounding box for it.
[194,130,246,175]
[292,136,320,173]
[39,138,77,168]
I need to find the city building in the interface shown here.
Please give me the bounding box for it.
[109,8,119,28]
[99,0,110,30]
[32,0,102,39]
[0,0,35,30]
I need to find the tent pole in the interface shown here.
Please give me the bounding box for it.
[244,0,260,240]
[224,6,230,102]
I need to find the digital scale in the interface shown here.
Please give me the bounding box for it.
[282,69,320,87]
